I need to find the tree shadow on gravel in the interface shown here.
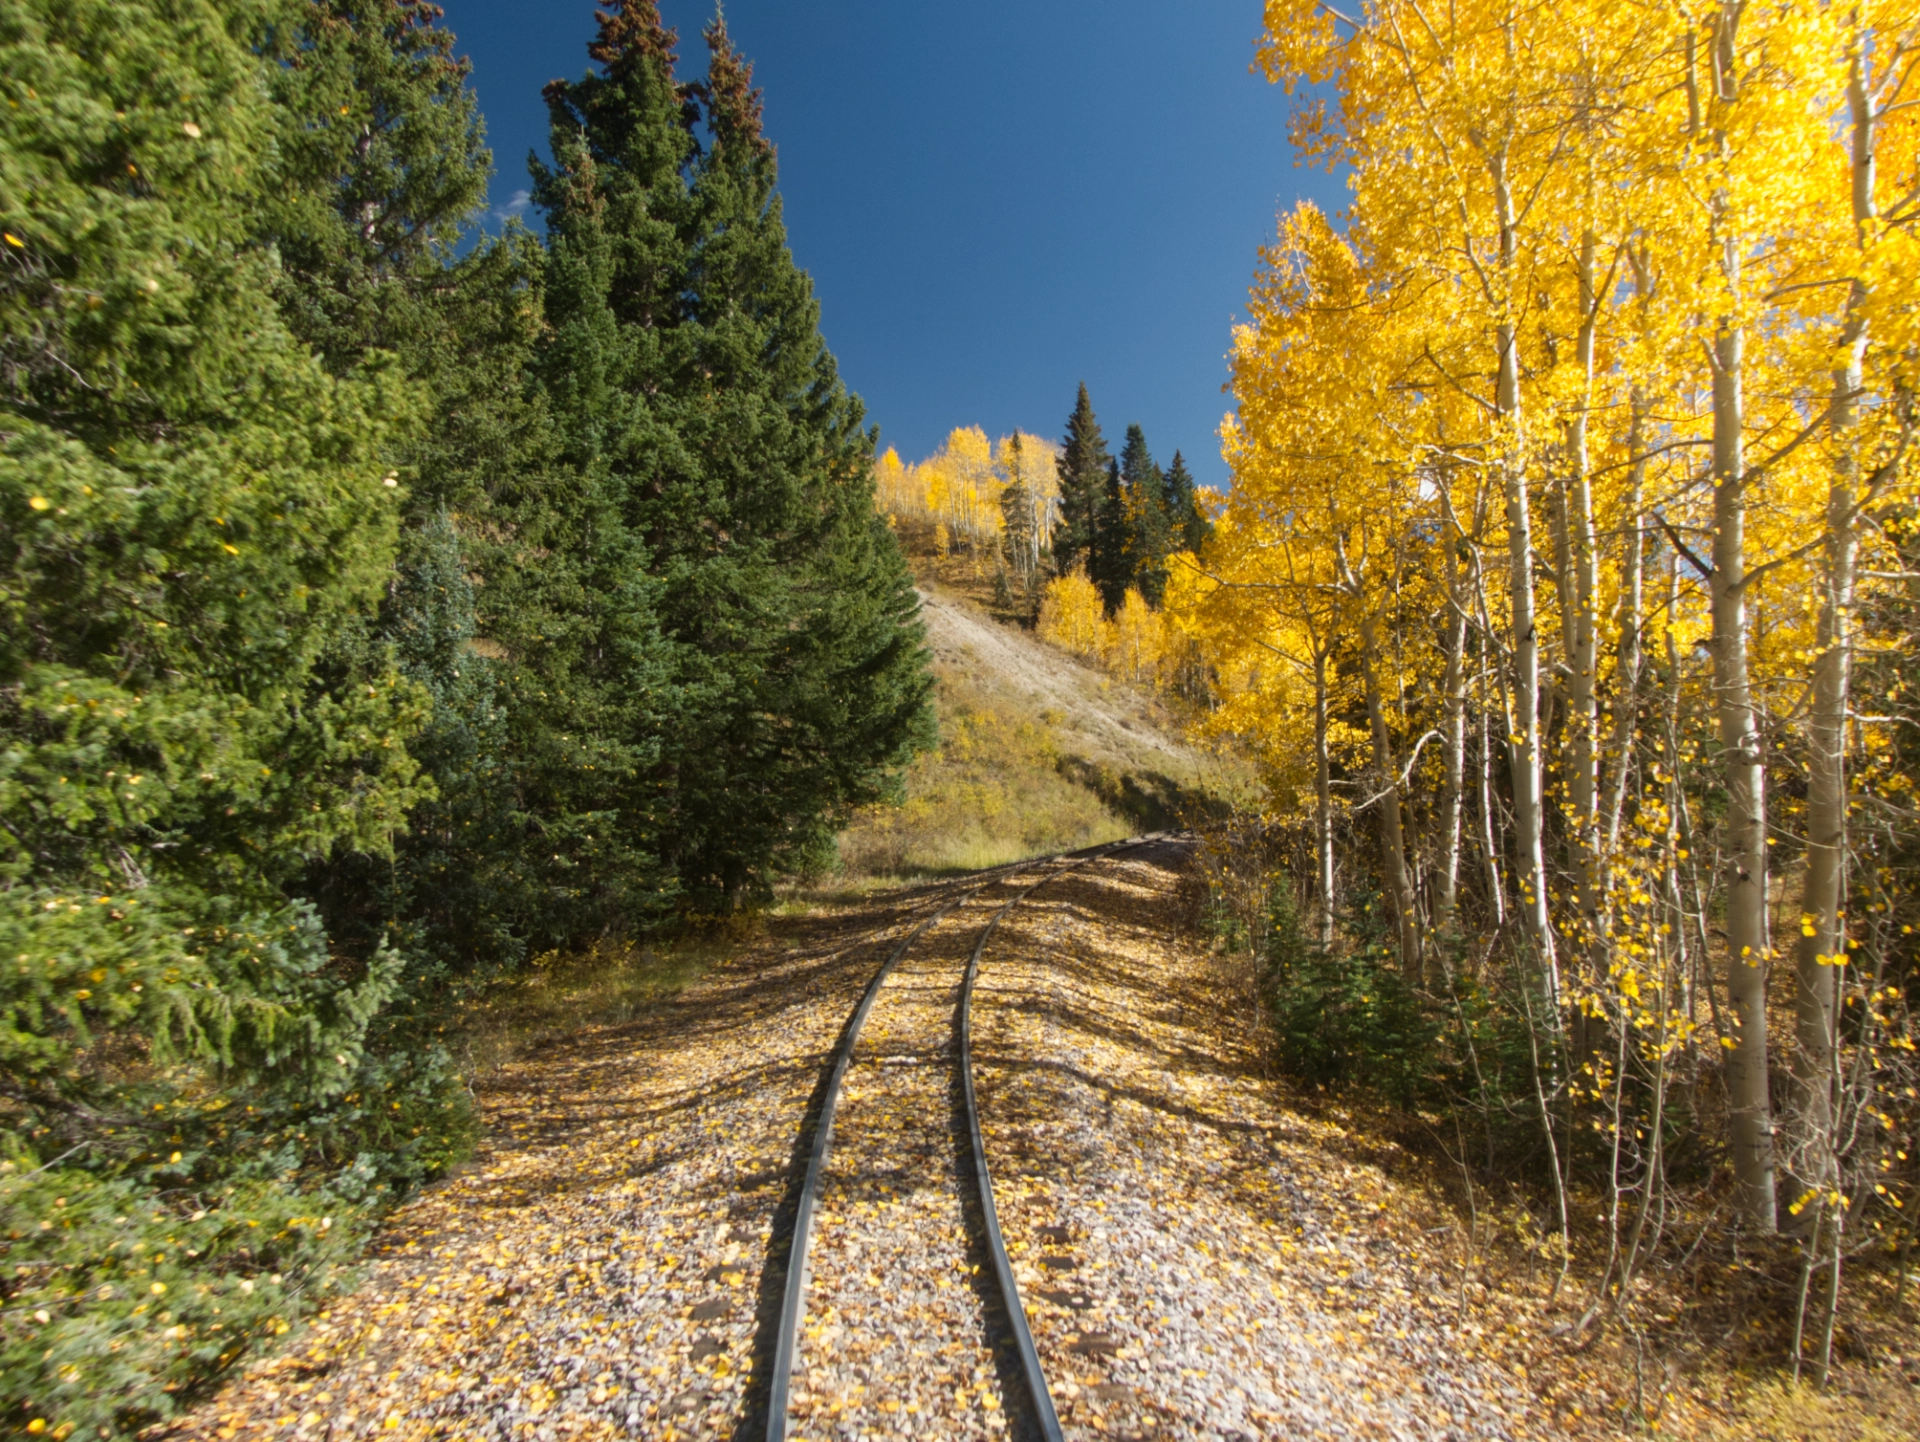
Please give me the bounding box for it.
[721,848,1188,1440]
[979,1056,1285,1147]
[727,902,948,1441]
[951,977,1053,1442]
[383,877,957,1266]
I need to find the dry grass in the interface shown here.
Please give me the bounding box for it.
[1707,1379,1915,1441]
[889,518,1029,622]
[834,576,1250,883]
[837,666,1129,877]
[440,937,731,1079]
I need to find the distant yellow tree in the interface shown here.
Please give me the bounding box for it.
[871,426,1061,569]
[1105,588,1164,685]
[1037,572,1109,658]
[874,447,915,516]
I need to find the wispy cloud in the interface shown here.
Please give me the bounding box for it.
[490,188,531,225]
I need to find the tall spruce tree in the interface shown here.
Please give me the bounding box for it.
[253,1,581,977]
[663,11,930,900]
[256,0,490,373]
[1,0,432,1133]
[1053,381,1109,576]
[518,0,689,930]
[1163,448,1211,555]
[1119,423,1173,606]
[999,432,1039,584]
[1090,456,1132,612]
[535,4,930,909]
[2,3,449,1422]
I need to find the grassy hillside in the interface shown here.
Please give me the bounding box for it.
[835,580,1248,878]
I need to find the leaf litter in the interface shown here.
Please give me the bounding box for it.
[164,842,1672,1442]
[786,882,1031,1440]
[163,885,977,1442]
[975,841,1544,1440]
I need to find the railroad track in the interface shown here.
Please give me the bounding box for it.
[757,835,1164,1441]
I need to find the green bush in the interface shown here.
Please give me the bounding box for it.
[1,1151,363,1438]
[1,1021,470,1435]
[1260,884,1438,1109]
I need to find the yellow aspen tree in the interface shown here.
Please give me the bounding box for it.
[1037,571,1109,658]
[923,456,953,535]
[874,446,910,515]
[1168,522,1353,945]
[1106,588,1163,684]
[1259,0,1609,987]
[1159,522,1359,948]
[1428,425,1500,941]
[944,425,998,556]
[1211,203,1430,978]
[1534,13,1666,995]
[1668,0,1840,1231]
[995,430,1060,589]
[1785,1,1920,1236]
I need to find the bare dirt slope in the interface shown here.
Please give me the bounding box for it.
[916,588,1193,771]
[834,587,1246,878]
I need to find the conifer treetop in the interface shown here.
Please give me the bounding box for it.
[696,8,772,162]
[587,0,678,73]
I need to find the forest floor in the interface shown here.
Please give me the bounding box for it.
[157,837,1907,1442]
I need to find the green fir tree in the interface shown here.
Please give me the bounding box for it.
[1052,381,1110,576]
[262,1,574,977]
[1119,423,1172,606]
[1163,448,1211,556]
[1090,456,1132,613]
[536,6,932,909]
[255,0,491,373]
[1,2,443,1426]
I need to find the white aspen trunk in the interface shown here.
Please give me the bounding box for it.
[1709,1,1776,1231]
[1604,383,1647,857]
[1360,608,1422,980]
[1477,661,1508,932]
[1491,155,1557,990]
[1568,227,1603,973]
[1315,644,1337,951]
[1790,43,1874,1229]
[1437,545,1469,936]
[1607,248,1655,861]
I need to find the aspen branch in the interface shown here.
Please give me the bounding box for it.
[1651,512,1712,582]
[1350,729,1445,812]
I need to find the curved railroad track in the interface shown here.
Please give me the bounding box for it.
[759,835,1162,1442]
[167,826,1543,1442]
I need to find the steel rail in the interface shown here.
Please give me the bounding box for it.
[958,834,1157,1442]
[762,834,1165,1441]
[762,850,1074,1441]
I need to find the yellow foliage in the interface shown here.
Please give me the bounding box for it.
[1105,589,1162,686]
[1175,0,1920,846]
[1037,572,1109,660]
[872,427,1058,557]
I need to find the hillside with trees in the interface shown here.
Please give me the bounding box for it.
[874,388,1212,694]
[843,390,1238,881]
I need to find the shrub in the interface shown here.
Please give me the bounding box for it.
[1260,885,1437,1109]
[0,1153,362,1438]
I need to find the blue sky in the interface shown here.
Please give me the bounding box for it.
[440,1,1346,489]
